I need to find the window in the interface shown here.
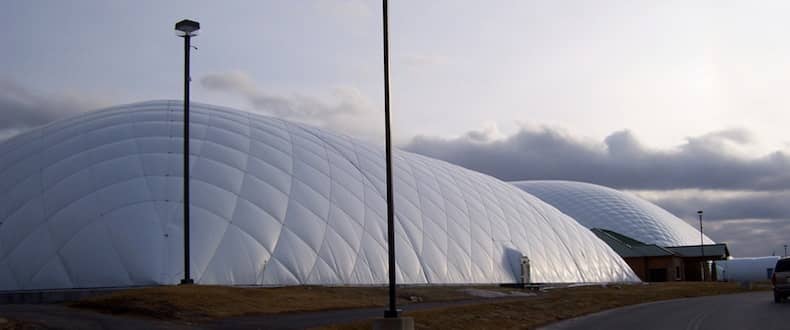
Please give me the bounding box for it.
[776,259,790,272]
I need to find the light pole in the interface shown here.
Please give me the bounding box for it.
[175,19,199,285]
[381,0,398,318]
[785,244,787,257]
[382,0,398,319]
[697,210,705,281]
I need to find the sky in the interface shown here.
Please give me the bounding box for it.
[2,0,790,257]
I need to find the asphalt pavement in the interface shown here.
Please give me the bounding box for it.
[542,291,788,330]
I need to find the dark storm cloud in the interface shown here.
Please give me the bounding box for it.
[639,190,790,256]
[646,191,790,221]
[0,79,106,140]
[404,126,790,191]
[702,219,790,257]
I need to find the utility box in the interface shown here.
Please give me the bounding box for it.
[520,256,531,284]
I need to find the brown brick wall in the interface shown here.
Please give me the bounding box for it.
[624,256,684,282]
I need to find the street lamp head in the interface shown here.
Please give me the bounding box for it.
[175,19,200,37]
[697,210,703,215]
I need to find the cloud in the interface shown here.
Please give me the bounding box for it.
[701,219,790,257]
[0,79,107,140]
[461,121,505,143]
[406,123,790,257]
[201,71,381,140]
[631,188,789,256]
[636,189,790,222]
[404,124,790,191]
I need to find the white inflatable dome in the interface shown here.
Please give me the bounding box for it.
[0,101,638,290]
[715,257,779,282]
[511,180,713,247]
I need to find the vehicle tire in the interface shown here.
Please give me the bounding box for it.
[775,292,781,303]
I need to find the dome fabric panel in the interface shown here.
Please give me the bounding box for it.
[0,101,638,290]
[512,180,713,247]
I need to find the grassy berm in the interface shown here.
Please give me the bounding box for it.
[322,282,770,330]
[69,285,502,321]
[70,282,769,328]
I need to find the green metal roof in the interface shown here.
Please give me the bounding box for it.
[591,228,675,257]
[666,244,730,258]
[591,228,730,259]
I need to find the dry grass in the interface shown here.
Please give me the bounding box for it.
[0,317,46,330]
[69,285,499,320]
[71,282,770,328]
[321,282,770,330]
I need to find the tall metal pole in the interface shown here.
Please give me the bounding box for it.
[382,0,398,319]
[180,33,194,285]
[785,244,787,257]
[697,210,704,281]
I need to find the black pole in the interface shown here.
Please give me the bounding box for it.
[180,34,194,285]
[382,0,398,319]
[697,210,703,281]
[784,244,787,257]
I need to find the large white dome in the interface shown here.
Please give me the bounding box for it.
[511,180,713,247]
[0,101,638,290]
